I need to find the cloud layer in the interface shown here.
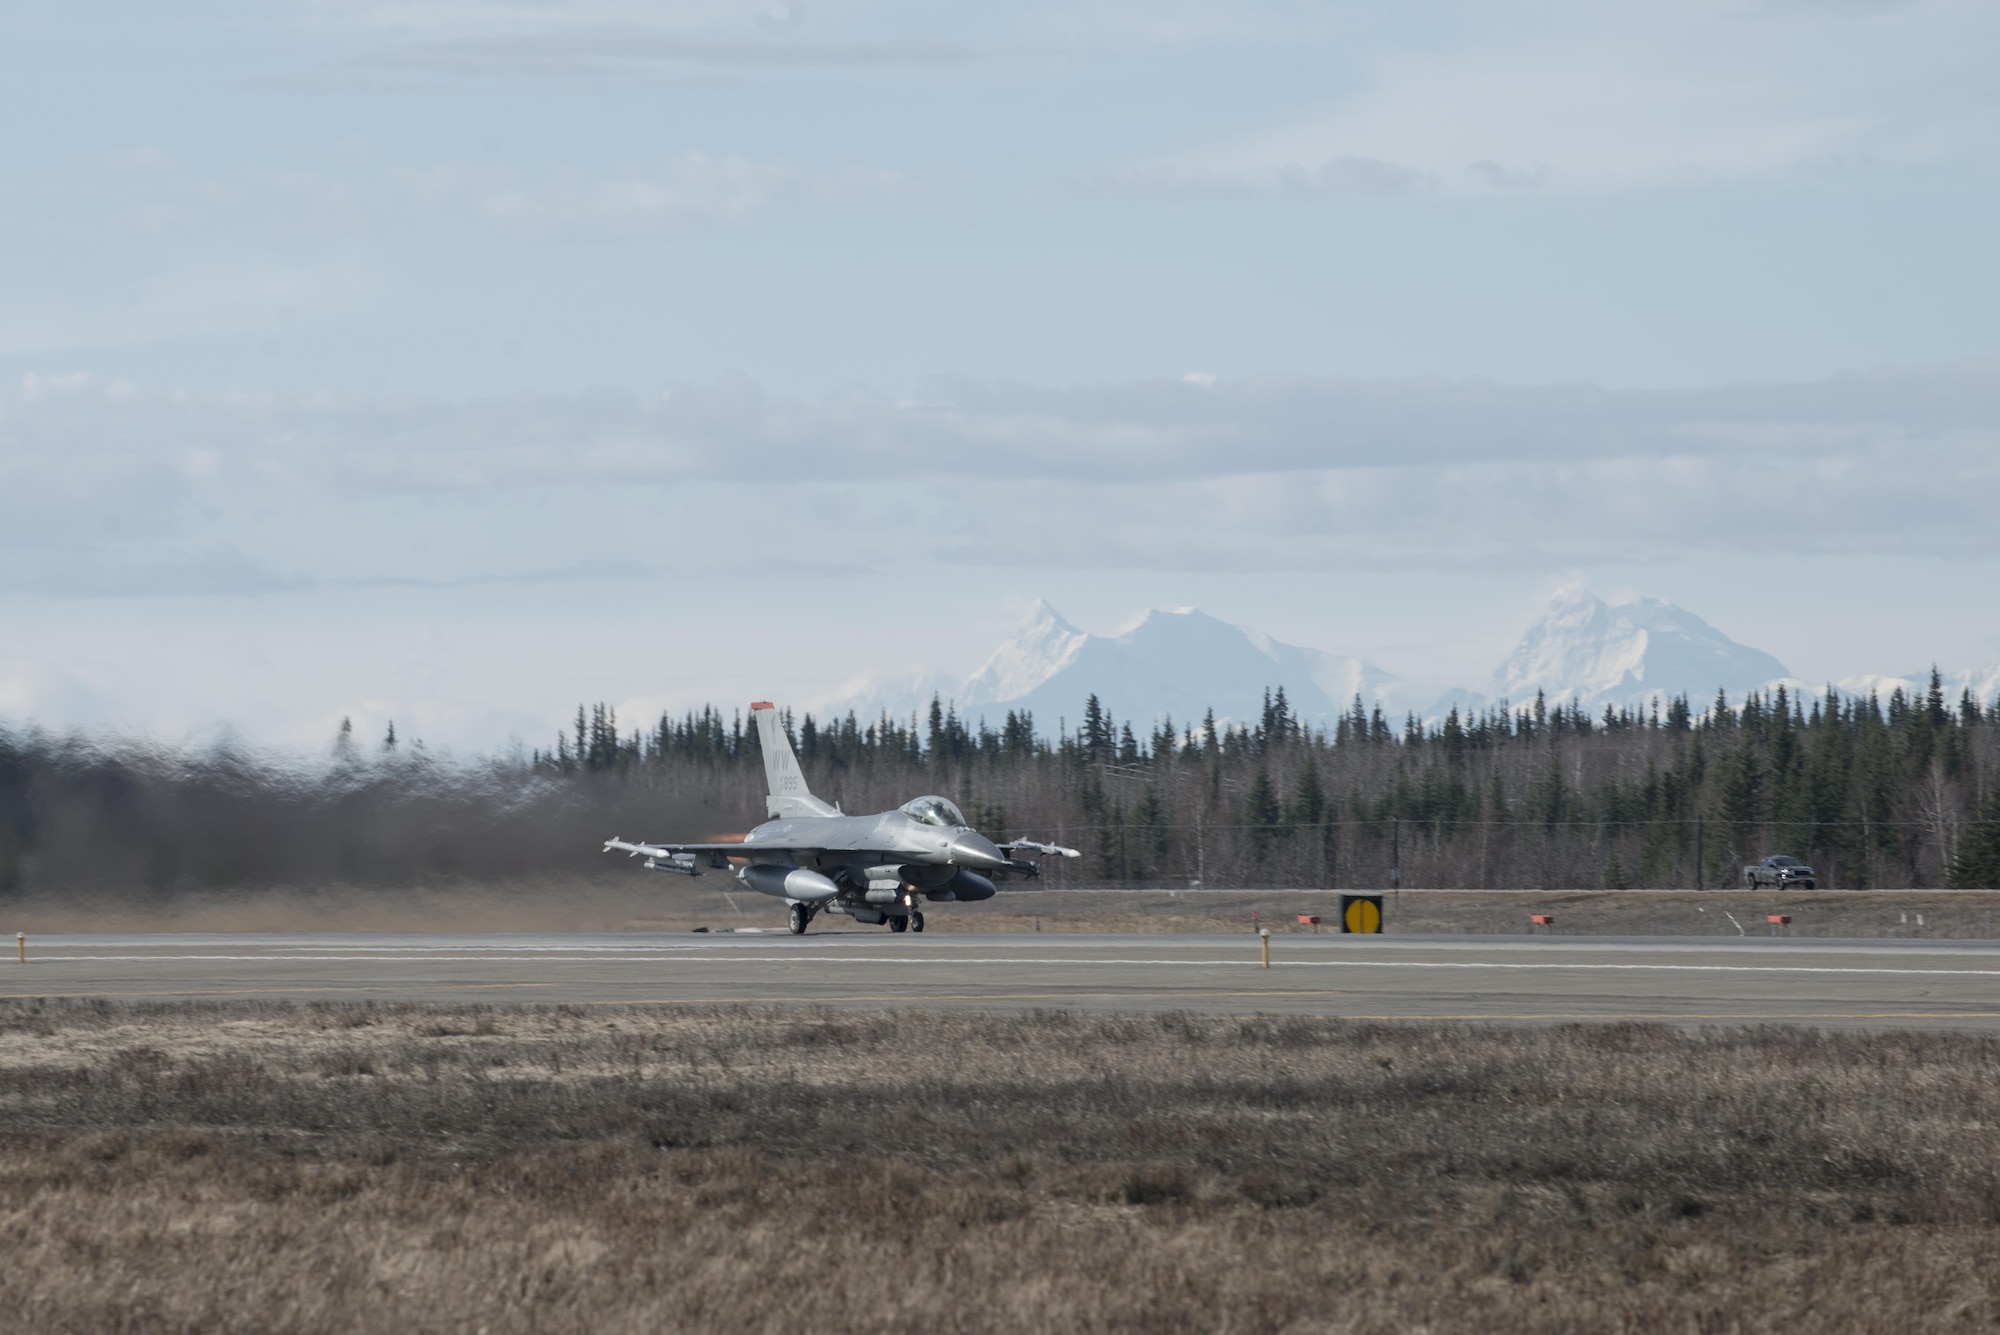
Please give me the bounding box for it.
[1102,33,1870,198]
[368,28,972,78]
[399,158,902,238]
[3,361,1995,594]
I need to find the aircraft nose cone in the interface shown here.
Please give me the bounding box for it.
[947,832,1008,870]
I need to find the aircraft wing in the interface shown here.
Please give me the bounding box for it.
[602,836,801,876]
[603,838,764,857]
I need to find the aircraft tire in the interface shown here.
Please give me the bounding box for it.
[787,904,808,936]
[910,911,925,933]
[888,914,908,933]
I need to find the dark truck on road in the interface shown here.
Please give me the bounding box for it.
[1744,855,1818,889]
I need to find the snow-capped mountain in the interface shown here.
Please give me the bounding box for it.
[960,600,1089,705]
[962,602,1403,732]
[1486,585,1790,711]
[1488,587,2000,715]
[820,587,1997,738]
[827,600,1405,733]
[820,664,959,730]
[1837,665,2000,708]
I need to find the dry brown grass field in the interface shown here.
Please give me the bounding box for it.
[3,1000,1999,1331]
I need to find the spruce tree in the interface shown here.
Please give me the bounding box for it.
[1948,788,2000,888]
[1290,758,1330,884]
[1289,757,1327,829]
[1245,767,1285,865]
[1440,707,1466,760]
[1081,694,1111,759]
[1132,783,1168,879]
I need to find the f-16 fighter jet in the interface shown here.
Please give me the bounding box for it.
[604,702,1079,935]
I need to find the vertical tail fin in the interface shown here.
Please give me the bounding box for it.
[751,702,837,819]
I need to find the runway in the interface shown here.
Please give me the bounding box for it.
[8,930,2000,1028]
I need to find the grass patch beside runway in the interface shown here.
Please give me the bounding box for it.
[940,887,2000,939]
[4,1001,2000,1330]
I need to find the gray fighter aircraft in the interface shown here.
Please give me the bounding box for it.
[604,701,1080,934]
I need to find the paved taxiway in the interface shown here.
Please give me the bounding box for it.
[7,931,2000,1029]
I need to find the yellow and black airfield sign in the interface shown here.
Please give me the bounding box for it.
[1339,894,1383,935]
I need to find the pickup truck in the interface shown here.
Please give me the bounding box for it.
[1744,855,1817,889]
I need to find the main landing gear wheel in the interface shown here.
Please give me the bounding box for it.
[909,911,925,933]
[787,904,808,936]
[888,914,909,933]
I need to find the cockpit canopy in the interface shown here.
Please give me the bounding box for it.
[902,795,969,829]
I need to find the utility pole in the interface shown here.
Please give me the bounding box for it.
[1695,815,1704,892]
[1391,816,1401,899]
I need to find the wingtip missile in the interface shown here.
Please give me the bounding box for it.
[999,839,1081,859]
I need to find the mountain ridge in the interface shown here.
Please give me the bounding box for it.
[818,589,1998,734]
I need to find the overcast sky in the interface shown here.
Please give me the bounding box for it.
[2,0,1997,752]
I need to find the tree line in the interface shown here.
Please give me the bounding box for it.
[533,674,2000,891]
[4,671,1999,897]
